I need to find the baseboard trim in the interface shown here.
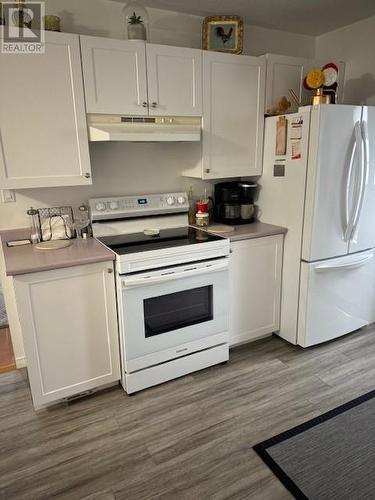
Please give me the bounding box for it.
[15,356,26,369]
[229,332,272,347]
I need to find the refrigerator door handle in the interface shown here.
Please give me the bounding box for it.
[344,136,357,240]
[350,119,369,239]
[315,253,373,273]
[344,121,364,241]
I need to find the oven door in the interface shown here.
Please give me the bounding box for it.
[119,258,229,372]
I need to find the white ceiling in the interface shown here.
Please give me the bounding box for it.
[120,0,375,36]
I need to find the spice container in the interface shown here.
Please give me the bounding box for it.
[195,212,209,227]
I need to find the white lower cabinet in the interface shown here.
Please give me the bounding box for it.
[13,262,120,409]
[229,235,283,346]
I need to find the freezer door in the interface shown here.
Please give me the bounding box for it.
[298,250,375,347]
[349,106,375,254]
[302,105,363,261]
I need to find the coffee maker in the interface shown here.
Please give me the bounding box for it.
[214,181,258,224]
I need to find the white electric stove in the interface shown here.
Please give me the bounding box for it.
[89,192,230,394]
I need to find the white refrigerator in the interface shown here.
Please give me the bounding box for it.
[259,105,375,347]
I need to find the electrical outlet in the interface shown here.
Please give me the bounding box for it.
[1,189,16,203]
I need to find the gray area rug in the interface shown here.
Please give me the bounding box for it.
[254,390,375,500]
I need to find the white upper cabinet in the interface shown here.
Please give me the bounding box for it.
[80,36,148,115]
[0,31,92,189]
[81,37,202,117]
[146,44,202,116]
[199,52,265,179]
[263,54,345,114]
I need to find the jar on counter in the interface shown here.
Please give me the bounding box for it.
[195,211,209,227]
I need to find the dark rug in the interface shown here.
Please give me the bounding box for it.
[253,389,375,500]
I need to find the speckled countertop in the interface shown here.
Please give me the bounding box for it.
[192,221,288,242]
[1,221,287,276]
[1,228,115,276]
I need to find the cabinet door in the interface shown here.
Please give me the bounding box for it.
[146,44,202,116]
[80,35,148,115]
[229,235,283,346]
[0,32,91,189]
[264,54,345,114]
[202,52,265,179]
[14,262,120,409]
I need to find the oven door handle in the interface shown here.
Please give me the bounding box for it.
[122,260,228,288]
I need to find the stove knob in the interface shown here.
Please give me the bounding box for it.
[177,196,186,205]
[109,201,119,210]
[95,202,106,211]
[166,196,176,206]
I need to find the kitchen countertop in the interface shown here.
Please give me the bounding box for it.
[193,221,288,242]
[1,229,115,276]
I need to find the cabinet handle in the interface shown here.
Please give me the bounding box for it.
[84,172,91,178]
[151,102,158,108]
[141,101,148,107]
[107,268,113,274]
[205,168,210,174]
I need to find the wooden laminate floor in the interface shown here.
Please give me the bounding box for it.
[0,326,16,373]
[1,326,375,500]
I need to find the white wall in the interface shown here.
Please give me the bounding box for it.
[316,15,375,105]
[44,0,315,57]
[1,143,209,229]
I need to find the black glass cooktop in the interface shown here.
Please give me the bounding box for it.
[98,226,224,255]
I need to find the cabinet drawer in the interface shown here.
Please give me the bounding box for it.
[298,251,375,347]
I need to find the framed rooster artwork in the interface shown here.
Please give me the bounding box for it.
[202,16,243,54]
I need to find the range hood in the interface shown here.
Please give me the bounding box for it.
[88,114,201,142]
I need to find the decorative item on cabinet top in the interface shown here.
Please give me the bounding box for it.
[304,62,339,105]
[202,16,243,54]
[87,114,201,142]
[123,0,149,41]
[44,15,61,32]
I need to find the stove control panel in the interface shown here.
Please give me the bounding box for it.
[89,192,189,220]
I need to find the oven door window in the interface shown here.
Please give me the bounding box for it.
[144,285,213,338]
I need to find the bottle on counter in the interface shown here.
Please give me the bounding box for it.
[188,186,196,225]
[195,192,210,227]
[27,207,41,244]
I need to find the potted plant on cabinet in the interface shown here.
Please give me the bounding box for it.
[123,1,149,41]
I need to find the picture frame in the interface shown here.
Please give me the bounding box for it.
[202,15,243,54]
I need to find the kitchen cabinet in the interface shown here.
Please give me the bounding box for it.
[81,36,202,116]
[263,54,345,114]
[229,235,283,346]
[0,31,91,189]
[146,43,202,116]
[183,52,265,179]
[13,262,120,409]
[80,36,148,116]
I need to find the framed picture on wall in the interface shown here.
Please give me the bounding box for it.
[202,15,243,54]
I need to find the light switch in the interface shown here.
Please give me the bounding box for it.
[1,189,16,203]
